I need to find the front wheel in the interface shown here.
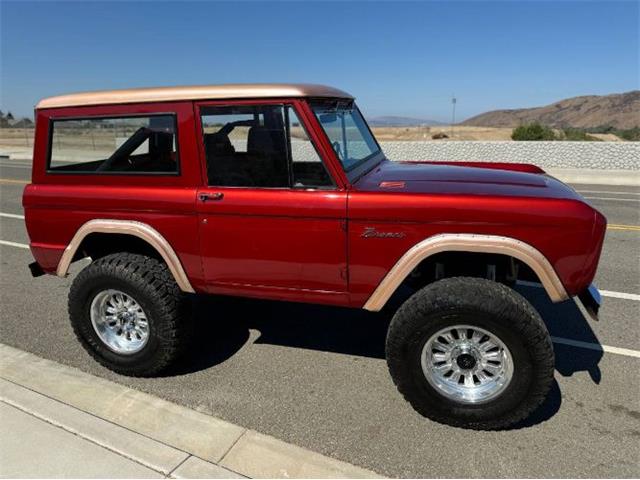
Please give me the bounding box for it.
[385,277,554,430]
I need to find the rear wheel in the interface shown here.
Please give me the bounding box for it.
[386,277,554,429]
[69,253,192,376]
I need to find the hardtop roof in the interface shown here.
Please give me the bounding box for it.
[36,83,353,109]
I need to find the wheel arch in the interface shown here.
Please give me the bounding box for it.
[363,233,568,311]
[56,219,195,293]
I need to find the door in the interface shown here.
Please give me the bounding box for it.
[195,100,348,304]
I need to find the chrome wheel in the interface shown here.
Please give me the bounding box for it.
[421,324,513,404]
[90,289,149,355]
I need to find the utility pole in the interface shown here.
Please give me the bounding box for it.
[451,94,457,138]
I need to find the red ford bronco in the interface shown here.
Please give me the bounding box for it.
[24,84,606,429]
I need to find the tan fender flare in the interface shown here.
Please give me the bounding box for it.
[362,233,568,311]
[56,219,195,293]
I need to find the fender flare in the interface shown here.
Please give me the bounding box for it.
[362,233,568,311]
[56,219,195,293]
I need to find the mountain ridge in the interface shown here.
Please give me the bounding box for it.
[462,91,639,129]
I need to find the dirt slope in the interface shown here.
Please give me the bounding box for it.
[463,91,639,129]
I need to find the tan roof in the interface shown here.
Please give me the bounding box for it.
[36,83,353,109]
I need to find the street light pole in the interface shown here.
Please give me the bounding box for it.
[451,95,457,138]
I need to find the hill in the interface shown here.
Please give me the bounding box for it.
[462,91,639,129]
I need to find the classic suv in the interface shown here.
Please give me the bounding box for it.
[24,84,606,429]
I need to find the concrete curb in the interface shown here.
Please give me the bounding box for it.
[0,378,190,475]
[0,344,383,479]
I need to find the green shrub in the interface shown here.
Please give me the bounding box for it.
[586,125,640,141]
[511,123,557,141]
[617,127,640,141]
[561,128,601,141]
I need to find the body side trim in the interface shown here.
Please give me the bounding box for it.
[56,219,195,293]
[362,233,568,311]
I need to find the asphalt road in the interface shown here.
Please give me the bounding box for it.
[1,158,639,478]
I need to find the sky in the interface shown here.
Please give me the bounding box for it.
[1,0,638,121]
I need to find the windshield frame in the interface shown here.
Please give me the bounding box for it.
[310,99,385,183]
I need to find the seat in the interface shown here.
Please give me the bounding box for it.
[247,126,288,186]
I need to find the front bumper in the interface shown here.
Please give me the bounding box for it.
[576,284,602,321]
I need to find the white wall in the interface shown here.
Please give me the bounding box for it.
[380,141,639,170]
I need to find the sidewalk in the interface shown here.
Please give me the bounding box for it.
[0,344,381,479]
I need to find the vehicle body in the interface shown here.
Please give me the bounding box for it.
[24,84,606,429]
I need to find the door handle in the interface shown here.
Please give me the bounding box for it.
[199,192,224,202]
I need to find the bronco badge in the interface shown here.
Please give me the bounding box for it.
[361,227,406,239]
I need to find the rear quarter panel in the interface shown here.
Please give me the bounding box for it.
[23,101,206,290]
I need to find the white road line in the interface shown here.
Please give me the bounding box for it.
[0,240,29,249]
[583,196,640,202]
[0,164,32,169]
[0,212,24,220]
[517,280,640,301]
[577,190,640,196]
[599,289,640,301]
[551,336,640,359]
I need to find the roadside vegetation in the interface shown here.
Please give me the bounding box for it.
[587,125,640,141]
[510,122,640,141]
[511,123,558,141]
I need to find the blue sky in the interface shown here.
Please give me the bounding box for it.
[1,1,638,121]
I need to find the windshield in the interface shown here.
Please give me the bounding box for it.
[311,100,381,172]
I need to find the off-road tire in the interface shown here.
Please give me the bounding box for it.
[386,277,554,430]
[69,253,192,376]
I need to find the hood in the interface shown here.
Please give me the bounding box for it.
[354,160,582,200]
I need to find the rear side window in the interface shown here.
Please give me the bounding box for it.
[48,115,179,174]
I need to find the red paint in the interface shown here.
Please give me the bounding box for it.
[23,96,606,309]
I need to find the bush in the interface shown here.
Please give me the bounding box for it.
[617,127,640,141]
[561,128,601,141]
[586,125,640,141]
[511,123,557,141]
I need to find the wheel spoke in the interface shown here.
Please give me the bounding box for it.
[483,350,502,360]
[441,332,456,344]
[432,352,448,363]
[471,329,484,344]
[449,371,462,384]
[476,370,491,384]
[456,328,467,340]
[482,362,502,375]
[433,362,452,372]
[463,372,475,387]
[480,340,498,352]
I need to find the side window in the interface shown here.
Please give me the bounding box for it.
[200,104,333,189]
[286,106,334,188]
[48,115,179,174]
[201,105,289,187]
